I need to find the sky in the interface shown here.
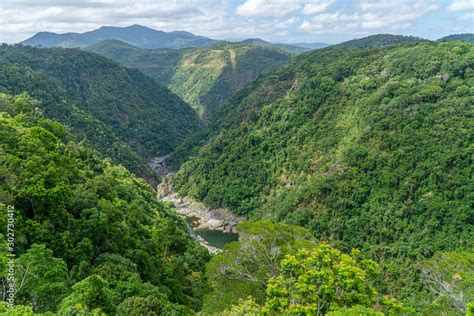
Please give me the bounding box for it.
[1,0,473,44]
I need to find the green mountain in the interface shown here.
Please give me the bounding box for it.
[440,33,474,43]
[0,44,202,180]
[238,38,329,52]
[86,41,292,120]
[173,40,473,261]
[0,93,210,314]
[20,24,216,49]
[333,34,427,48]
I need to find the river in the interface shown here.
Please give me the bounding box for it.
[152,159,241,253]
[185,216,239,250]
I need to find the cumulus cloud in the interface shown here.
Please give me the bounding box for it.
[236,0,302,17]
[302,1,335,15]
[448,0,474,11]
[235,0,335,17]
[0,0,465,44]
[300,0,439,34]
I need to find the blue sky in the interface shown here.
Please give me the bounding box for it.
[1,0,473,44]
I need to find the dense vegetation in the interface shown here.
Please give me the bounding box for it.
[332,34,427,49]
[440,33,474,43]
[21,24,216,49]
[173,40,474,310]
[87,41,292,120]
[0,93,210,314]
[0,44,202,180]
[237,38,329,52]
[1,32,473,315]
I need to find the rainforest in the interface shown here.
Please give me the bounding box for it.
[0,12,473,316]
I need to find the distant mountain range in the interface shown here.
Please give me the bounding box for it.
[20,24,217,49]
[19,25,474,51]
[20,25,330,52]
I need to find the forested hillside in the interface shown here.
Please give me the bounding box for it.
[172,41,473,307]
[87,41,292,119]
[0,44,202,179]
[2,21,473,315]
[0,93,210,314]
[440,33,474,43]
[332,34,427,49]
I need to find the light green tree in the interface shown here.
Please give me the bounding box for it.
[16,244,68,312]
[262,245,378,315]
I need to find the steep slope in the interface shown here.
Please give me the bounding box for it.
[0,93,210,314]
[440,33,474,43]
[333,34,427,48]
[85,40,182,87]
[20,24,216,49]
[87,41,292,120]
[0,45,202,178]
[173,41,473,261]
[0,61,154,180]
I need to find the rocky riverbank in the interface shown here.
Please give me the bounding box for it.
[160,193,243,233]
[157,175,244,234]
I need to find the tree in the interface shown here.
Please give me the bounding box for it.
[0,301,36,315]
[421,251,474,314]
[263,245,378,315]
[203,220,314,313]
[15,244,68,312]
[117,295,188,315]
[59,275,113,314]
[327,305,383,316]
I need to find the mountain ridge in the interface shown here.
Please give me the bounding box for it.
[86,40,293,120]
[21,24,217,49]
[172,40,473,263]
[0,44,202,181]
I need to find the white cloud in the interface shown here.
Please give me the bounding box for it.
[300,0,439,34]
[302,1,334,14]
[448,0,474,11]
[236,0,302,17]
[236,0,334,17]
[0,0,465,45]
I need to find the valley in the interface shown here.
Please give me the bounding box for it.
[1,22,473,315]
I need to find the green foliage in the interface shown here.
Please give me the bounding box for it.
[15,244,69,312]
[203,220,315,313]
[327,305,383,316]
[263,246,377,315]
[173,41,474,311]
[439,33,474,43]
[59,275,113,314]
[0,93,210,314]
[174,41,473,252]
[467,302,474,316]
[221,234,405,316]
[420,251,474,315]
[87,41,292,120]
[221,297,263,315]
[117,295,188,315]
[332,34,427,49]
[0,302,36,315]
[0,44,202,180]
